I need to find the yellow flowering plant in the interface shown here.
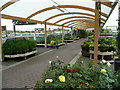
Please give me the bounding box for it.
[100,69,106,73]
[58,76,65,82]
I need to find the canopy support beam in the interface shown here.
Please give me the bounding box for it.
[93,1,101,67]
[44,23,47,48]
[0,20,2,61]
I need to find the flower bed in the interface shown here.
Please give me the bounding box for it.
[35,58,120,88]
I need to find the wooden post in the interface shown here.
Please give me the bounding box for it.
[0,20,2,61]
[62,25,64,43]
[44,23,47,48]
[93,1,101,67]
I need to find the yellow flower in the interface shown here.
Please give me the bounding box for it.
[45,79,53,83]
[59,76,65,82]
[100,69,106,73]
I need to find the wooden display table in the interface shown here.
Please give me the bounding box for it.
[89,50,115,60]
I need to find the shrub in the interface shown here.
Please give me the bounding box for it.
[2,37,36,55]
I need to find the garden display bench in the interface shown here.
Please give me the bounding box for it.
[36,44,50,46]
[89,50,115,61]
[63,40,74,43]
[57,43,65,46]
[4,50,37,60]
[73,38,79,40]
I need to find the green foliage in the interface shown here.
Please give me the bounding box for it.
[2,37,36,55]
[88,35,94,40]
[77,29,88,38]
[36,34,62,44]
[36,38,45,44]
[64,33,73,40]
[47,34,62,43]
[83,36,116,52]
[100,28,111,33]
[35,58,120,88]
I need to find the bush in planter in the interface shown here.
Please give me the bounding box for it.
[35,58,119,88]
[2,37,36,55]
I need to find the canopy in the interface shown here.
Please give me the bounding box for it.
[0,0,118,30]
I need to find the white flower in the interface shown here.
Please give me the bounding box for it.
[49,61,52,64]
[81,61,84,63]
[100,61,102,64]
[56,56,59,59]
[107,62,111,67]
[45,79,53,83]
[102,59,106,64]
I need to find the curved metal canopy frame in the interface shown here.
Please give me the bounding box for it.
[43,12,106,22]
[54,16,96,24]
[26,5,107,19]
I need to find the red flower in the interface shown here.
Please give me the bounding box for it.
[72,69,76,72]
[66,69,71,72]
[79,82,85,85]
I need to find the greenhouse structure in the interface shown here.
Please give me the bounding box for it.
[0,0,120,89]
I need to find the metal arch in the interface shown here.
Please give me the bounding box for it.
[43,12,106,22]
[0,0,20,11]
[62,19,94,25]
[26,5,107,19]
[54,16,96,24]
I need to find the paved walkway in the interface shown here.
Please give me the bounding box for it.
[2,38,87,88]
